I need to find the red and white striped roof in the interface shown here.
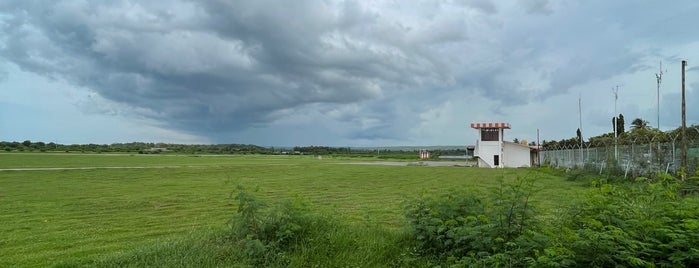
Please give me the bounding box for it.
[470,122,511,129]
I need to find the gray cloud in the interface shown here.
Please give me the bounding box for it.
[0,1,462,139]
[660,83,699,127]
[455,0,498,14]
[1,0,698,144]
[520,0,552,15]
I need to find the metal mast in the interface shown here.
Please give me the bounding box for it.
[579,94,583,163]
[681,60,687,177]
[655,61,664,130]
[613,86,619,160]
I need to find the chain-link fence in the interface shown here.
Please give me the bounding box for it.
[540,140,699,177]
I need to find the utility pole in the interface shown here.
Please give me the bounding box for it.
[655,61,664,130]
[681,60,688,177]
[613,85,619,160]
[536,128,541,167]
[579,94,583,164]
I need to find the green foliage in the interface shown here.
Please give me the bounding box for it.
[678,169,699,195]
[377,153,420,160]
[0,140,275,154]
[617,113,625,136]
[563,164,604,182]
[631,117,649,130]
[226,185,417,267]
[292,145,345,155]
[229,185,327,265]
[405,177,548,266]
[405,171,699,267]
[552,180,699,267]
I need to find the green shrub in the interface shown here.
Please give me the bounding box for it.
[679,169,699,195]
[229,185,328,265]
[228,185,412,267]
[405,177,548,266]
[557,181,699,267]
[404,173,699,267]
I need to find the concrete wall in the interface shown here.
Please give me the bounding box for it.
[475,140,502,168]
[477,157,490,168]
[503,142,531,167]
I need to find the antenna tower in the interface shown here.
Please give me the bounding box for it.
[655,61,665,129]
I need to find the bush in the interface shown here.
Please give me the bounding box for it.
[556,181,699,267]
[229,185,409,267]
[405,177,548,266]
[564,165,600,182]
[405,174,699,267]
[229,185,328,265]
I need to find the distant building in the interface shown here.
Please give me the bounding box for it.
[419,150,430,159]
[470,122,538,168]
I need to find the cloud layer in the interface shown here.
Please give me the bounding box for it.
[1,0,698,145]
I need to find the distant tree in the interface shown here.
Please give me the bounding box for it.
[22,140,31,147]
[612,117,615,133]
[624,126,664,144]
[576,128,582,142]
[612,114,625,137]
[618,114,625,136]
[631,118,649,130]
[513,138,520,143]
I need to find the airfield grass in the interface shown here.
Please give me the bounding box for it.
[0,153,585,267]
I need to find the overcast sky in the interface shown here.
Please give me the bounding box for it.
[1,0,698,146]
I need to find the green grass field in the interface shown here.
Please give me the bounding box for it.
[0,153,585,267]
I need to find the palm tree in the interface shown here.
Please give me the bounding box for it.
[631,118,649,130]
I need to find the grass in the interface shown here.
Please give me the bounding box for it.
[0,153,324,168]
[0,153,586,267]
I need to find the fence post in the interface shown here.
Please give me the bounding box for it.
[648,140,653,175]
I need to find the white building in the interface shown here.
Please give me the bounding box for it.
[470,122,537,168]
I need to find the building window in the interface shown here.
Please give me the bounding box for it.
[481,128,499,141]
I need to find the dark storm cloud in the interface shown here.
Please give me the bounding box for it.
[2,0,698,144]
[0,0,455,138]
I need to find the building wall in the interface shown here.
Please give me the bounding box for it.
[503,142,531,167]
[477,157,490,168]
[475,140,502,168]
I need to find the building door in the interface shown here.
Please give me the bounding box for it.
[494,155,499,166]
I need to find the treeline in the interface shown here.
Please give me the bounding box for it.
[0,141,274,154]
[1,141,467,158]
[292,145,467,159]
[292,146,353,155]
[542,119,699,148]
